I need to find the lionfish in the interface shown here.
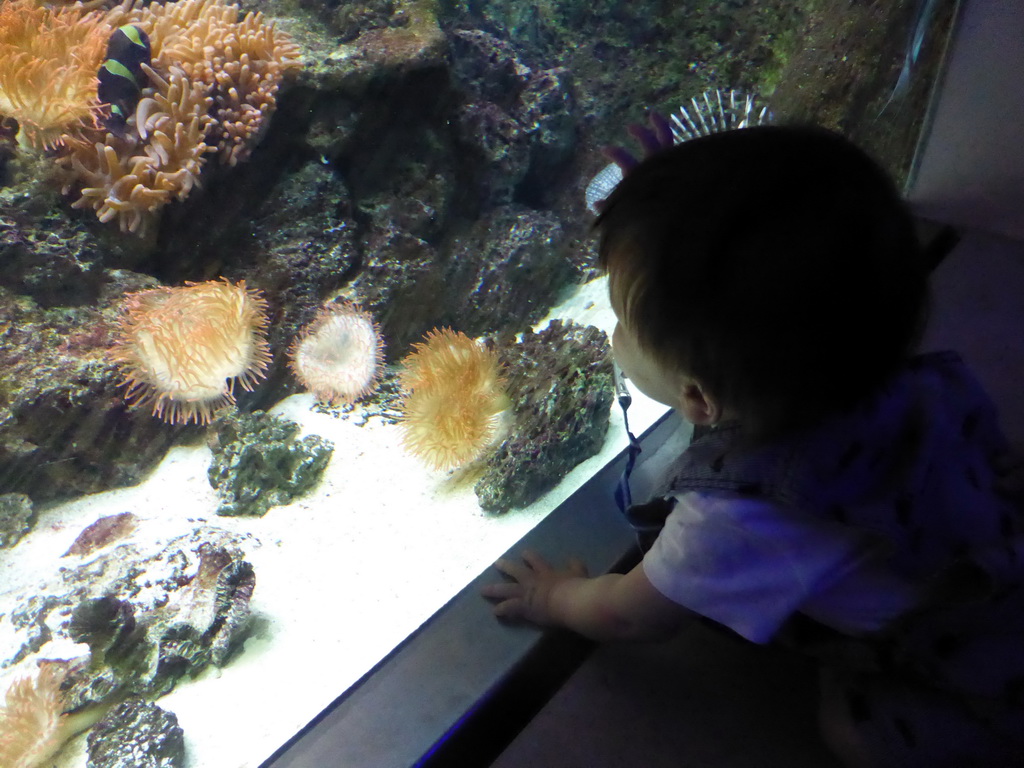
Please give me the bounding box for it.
[585,89,773,214]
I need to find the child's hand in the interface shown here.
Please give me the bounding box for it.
[481,550,588,626]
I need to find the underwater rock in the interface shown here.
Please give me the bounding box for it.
[476,320,614,513]
[0,492,34,548]
[0,153,150,307]
[349,227,446,358]
[0,273,190,504]
[449,29,575,208]
[6,594,60,666]
[64,512,138,558]
[86,697,185,768]
[207,410,334,517]
[294,0,447,95]
[169,544,256,667]
[63,545,256,702]
[293,0,399,44]
[443,205,573,337]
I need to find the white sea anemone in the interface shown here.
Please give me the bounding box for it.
[289,302,384,405]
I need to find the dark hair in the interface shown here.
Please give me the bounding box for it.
[595,125,929,440]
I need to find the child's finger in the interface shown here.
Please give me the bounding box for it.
[480,582,522,600]
[493,598,525,618]
[492,556,531,582]
[567,556,589,577]
[520,549,552,573]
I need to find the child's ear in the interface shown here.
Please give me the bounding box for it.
[679,381,723,425]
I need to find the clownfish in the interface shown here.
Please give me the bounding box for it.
[97,24,151,138]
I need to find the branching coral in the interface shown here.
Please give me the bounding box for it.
[399,328,509,471]
[110,278,272,425]
[289,302,385,406]
[0,0,114,149]
[0,662,96,768]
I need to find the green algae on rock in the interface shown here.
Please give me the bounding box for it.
[207,410,334,517]
[476,320,614,513]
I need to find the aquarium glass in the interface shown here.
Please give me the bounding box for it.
[0,0,958,765]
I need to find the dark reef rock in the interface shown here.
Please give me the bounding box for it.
[64,545,256,702]
[294,0,401,43]
[87,697,185,768]
[0,276,191,504]
[64,512,139,558]
[442,204,572,337]
[0,491,34,548]
[285,9,581,358]
[449,29,575,209]
[476,320,614,513]
[207,410,334,517]
[0,156,150,308]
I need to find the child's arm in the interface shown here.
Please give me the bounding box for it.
[481,550,691,642]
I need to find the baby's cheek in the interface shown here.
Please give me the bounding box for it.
[611,323,624,363]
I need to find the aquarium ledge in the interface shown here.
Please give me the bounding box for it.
[263,409,691,768]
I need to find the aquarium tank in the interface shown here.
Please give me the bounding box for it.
[0,0,958,765]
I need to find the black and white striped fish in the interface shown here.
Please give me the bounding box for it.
[97,24,151,138]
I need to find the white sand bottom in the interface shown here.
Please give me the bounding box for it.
[0,277,667,768]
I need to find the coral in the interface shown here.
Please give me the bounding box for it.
[289,302,384,405]
[87,697,185,768]
[110,278,271,425]
[398,327,509,471]
[59,542,256,700]
[207,410,334,516]
[0,662,96,768]
[0,0,113,149]
[475,320,614,513]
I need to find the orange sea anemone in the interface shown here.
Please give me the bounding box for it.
[58,64,215,236]
[0,662,96,768]
[289,302,385,406]
[0,0,116,150]
[111,278,271,425]
[398,328,509,472]
[44,0,301,235]
[136,0,303,166]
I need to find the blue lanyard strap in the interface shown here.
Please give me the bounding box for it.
[612,365,642,516]
[613,366,677,552]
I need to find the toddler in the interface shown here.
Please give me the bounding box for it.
[482,125,1024,767]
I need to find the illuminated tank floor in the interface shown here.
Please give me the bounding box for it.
[0,276,667,768]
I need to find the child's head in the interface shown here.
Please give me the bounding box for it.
[595,125,929,440]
